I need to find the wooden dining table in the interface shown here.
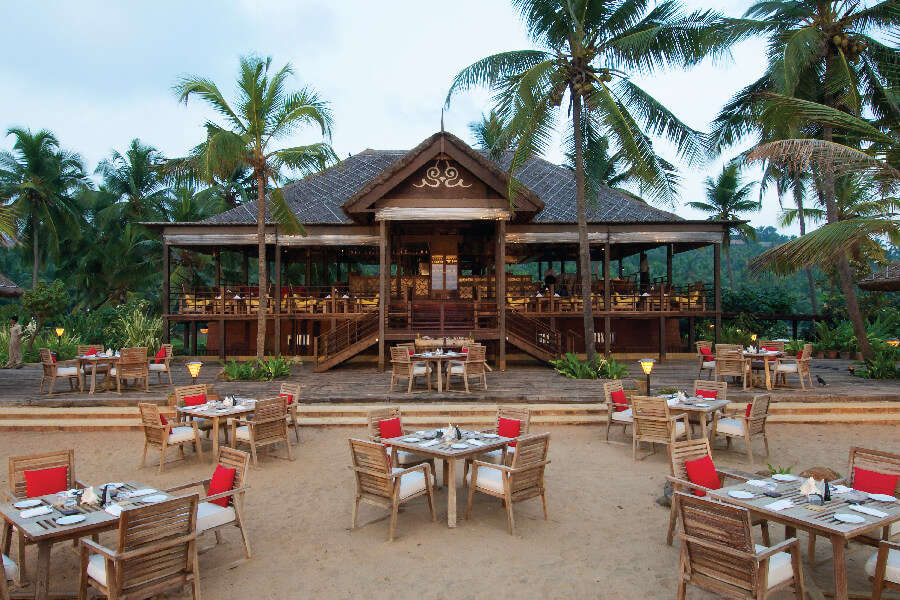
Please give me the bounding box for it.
[177,398,256,459]
[0,481,167,600]
[410,352,466,392]
[666,397,730,440]
[76,354,119,394]
[387,431,516,528]
[709,476,900,600]
[742,350,783,390]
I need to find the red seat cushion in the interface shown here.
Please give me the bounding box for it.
[610,389,628,412]
[745,403,753,417]
[153,347,167,364]
[207,465,237,507]
[499,417,521,446]
[408,349,414,356]
[462,347,469,354]
[184,394,206,406]
[378,417,402,440]
[51,354,56,363]
[853,467,900,496]
[159,414,173,434]
[699,347,714,362]
[279,393,294,406]
[695,389,717,400]
[684,455,720,497]
[24,466,69,498]
[85,347,98,356]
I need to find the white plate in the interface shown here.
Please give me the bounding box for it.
[415,431,426,435]
[402,437,420,443]
[55,514,86,526]
[772,474,798,482]
[140,495,169,504]
[728,490,755,499]
[451,443,468,449]
[868,493,897,503]
[833,513,865,524]
[482,433,499,438]
[13,499,42,509]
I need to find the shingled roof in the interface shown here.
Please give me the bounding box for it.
[858,263,900,291]
[0,273,23,298]
[202,134,681,225]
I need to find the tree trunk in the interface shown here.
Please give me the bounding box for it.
[255,171,268,359]
[572,92,596,362]
[793,179,818,312]
[725,247,734,289]
[32,209,39,288]
[821,126,872,359]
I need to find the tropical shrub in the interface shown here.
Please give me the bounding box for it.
[598,357,630,379]
[549,354,630,380]
[852,342,900,379]
[21,280,67,352]
[220,357,295,381]
[114,305,162,350]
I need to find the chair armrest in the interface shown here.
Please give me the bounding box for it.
[232,418,253,426]
[164,478,211,493]
[666,475,720,495]
[347,466,392,479]
[79,537,118,560]
[74,479,90,490]
[390,464,430,478]
[117,533,198,561]
[717,470,748,483]
[880,539,900,552]
[204,486,248,504]
[754,537,798,560]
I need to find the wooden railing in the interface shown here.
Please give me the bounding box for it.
[506,311,562,360]
[387,301,498,331]
[313,312,380,370]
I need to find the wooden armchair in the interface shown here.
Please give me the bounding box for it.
[230,397,293,466]
[446,345,487,392]
[666,439,769,547]
[365,407,436,480]
[673,492,804,599]
[463,406,531,481]
[774,343,813,390]
[108,347,149,393]
[348,438,435,541]
[165,447,252,560]
[148,343,174,385]
[466,432,550,535]
[6,449,85,584]
[279,382,302,443]
[870,539,900,600]
[1,553,15,600]
[711,393,771,464]
[603,380,632,441]
[714,349,750,390]
[173,383,217,438]
[631,396,690,461]
[38,348,82,394]
[389,346,431,393]
[693,379,727,400]
[696,341,715,379]
[138,403,203,473]
[78,495,200,600]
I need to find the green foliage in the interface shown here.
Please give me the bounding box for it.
[598,357,630,379]
[853,341,900,380]
[113,304,162,351]
[0,327,79,364]
[549,353,630,380]
[22,280,67,325]
[785,339,805,355]
[657,386,680,395]
[220,357,296,381]
[766,463,793,475]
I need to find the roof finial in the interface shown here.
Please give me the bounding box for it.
[440,107,445,133]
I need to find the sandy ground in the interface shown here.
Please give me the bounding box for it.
[0,424,898,599]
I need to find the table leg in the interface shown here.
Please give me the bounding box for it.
[765,361,773,390]
[446,458,457,528]
[699,412,709,440]
[1,519,10,555]
[436,361,443,393]
[211,416,220,460]
[830,534,848,600]
[34,540,52,600]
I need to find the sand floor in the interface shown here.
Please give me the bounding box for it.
[0,424,897,599]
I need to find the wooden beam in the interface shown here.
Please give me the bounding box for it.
[603,242,611,356]
[242,250,249,285]
[713,243,722,345]
[666,244,673,285]
[274,243,282,357]
[658,316,666,361]
[497,220,507,371]
[162,242,170,344]
[378,219,388,371]
[190,321,197,356]
[218,319,225,360]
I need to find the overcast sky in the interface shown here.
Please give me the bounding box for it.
[1,1,796,232]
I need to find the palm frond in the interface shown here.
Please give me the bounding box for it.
[446,50,551,104]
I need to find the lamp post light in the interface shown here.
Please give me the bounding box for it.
[186,361,203,384]
[887,338,900,348]
[55,327,64,356]
[639,358,655,395]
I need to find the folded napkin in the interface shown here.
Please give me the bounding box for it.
[104,503,124,517]
[848,504,888,519]
[666,398,679,406]
[747,480,776,489]
[764,499,794,512]
[831,484,853,494]
[119,488,157,499]
[81,487,99,505]
[468,439,485,446]
[418,440,439,448]
[20,505,53,519]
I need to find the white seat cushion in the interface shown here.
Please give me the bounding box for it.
[449,365,465,375]
[479,448,504,464]
[86,553,107,586]
[197,501,236,532]
[471,466,505,494]
[234,425,251,442]
[673,421,688,438]
[412,365,428,376]
[866,547,900,583]
[776,363,798,373]
[108,367,116,376]
[148,363,168,372]
[611,408,633,423]
[391,467,427,499]
[56,366,80,376]
[384,446,426,466]
[754,544,793,587]
[701,361,715,370]
[716,417,745,436]
[2,553,17,581]
[168,426,195,444]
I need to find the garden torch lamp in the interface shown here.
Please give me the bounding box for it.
[186,361,202,383]
[639,358,655,395]
[55,327,64,354]
[888,338,900,348]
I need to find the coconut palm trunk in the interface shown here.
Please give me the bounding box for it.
[792,180,818,312]
[725,246,735,289]
[572,92,596,362]
[255,169,268,359]
[32,209,39,288]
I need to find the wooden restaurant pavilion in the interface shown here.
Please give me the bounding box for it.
[145,132,730,372]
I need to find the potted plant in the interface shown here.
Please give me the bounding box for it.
[785,339,805,357]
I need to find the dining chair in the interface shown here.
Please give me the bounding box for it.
[108,347,149,393]
[666,439,770,547]
[446,345,487,392]
[696,341,715,379]
[462,406,531,482]
[466,432,550,536]
[78,494,200,600]
[173,383,217,440]
[602,380,632,441]
[365,407,436,481]
[138,403,204,474]
[38,348,83,394]
[693,379,727,401]
[230,397,293,466]
[165,447,252,561]
[774,343,814,390]
[148,343,174,385]
[673,492,804,599]
[1,552,15,600]
[76,345,109,385]
[279,382,302,443]
[711,393,771,464]
[6,449,84,584]
[714,349,750,390]
[870,539,900,600]
[389,346,431,393]
[348,438,435,541]
[631,396,690,461]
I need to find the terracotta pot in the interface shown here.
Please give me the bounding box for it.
[839,352,850,360]
[826,350,839,359]
[815,351,825,359]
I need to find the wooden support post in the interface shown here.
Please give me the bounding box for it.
[218,319,225,360]
[713,243,722,344]
[305,248,311,286]
[274,244,281,356]
[378,220,388,371]
[688,316,695,350]
[658,316,666,361]
[190,321,197,356]
[162,242,170,344]
[215,251,221,290]
[617,259,623,278]
[242,250,249,285]
[666,244,673,285]
[497,219,507,371]
[182,323,190,357]
[792,319,799,340]
[603,242,611,356]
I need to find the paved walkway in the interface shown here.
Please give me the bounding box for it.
[1,357,896,407]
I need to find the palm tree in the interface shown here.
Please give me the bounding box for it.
[687,163,759,288]
[0,128,87,287]
[95,139,170,222]
[469,110,514,160]
[174,55,338,358]
[447,0,735,361]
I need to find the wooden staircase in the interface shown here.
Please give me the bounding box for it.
[505,311,562,363]
[313,313,380,372]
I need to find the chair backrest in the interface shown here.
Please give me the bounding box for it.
[251,397,288,433]
[758,340,785,352]
[497,406,531,435]
[39,348,55,372]
[138,403,166,447]
[77,345,101,355]
[279,382,301,401]
[715,344,741,353]
[631,396,675,443]
[119,347,148,375]
[216,447,250,492]
[675,492,759,596]
[695,341,712,357]
[396,343,415,354]
[715,351,745,377]
[173,384,212,406]
[693,379,727,401]
[366,406,401,441]
[509,433,550,494]
[390,346,411,365]
[465,345,486,366]
[348,438,393,500]
[8,449,76,499]
[112,495,198,597]
[602,380,627,409]
[669,439,714,483]
[799,343,813,361]
[747,394,770,434]
[160,343,174,361]
[849,447,900,495]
